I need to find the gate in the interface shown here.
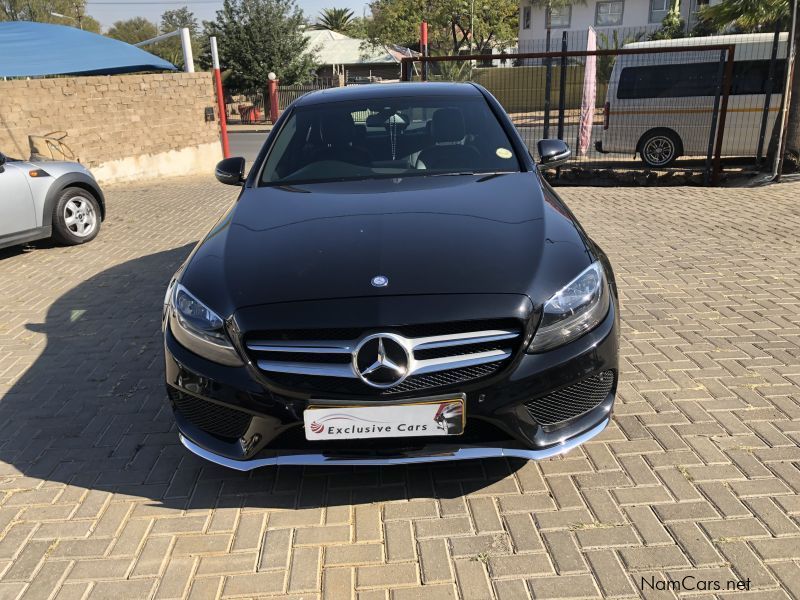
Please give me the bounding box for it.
[400,34,789,186]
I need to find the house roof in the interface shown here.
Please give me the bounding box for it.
[303,29,417,66]
[0,21,175,77]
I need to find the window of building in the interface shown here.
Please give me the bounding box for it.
[548,5,571,28]
[649,0,669,23]
[596,1,624,26]
[522,6,531,29]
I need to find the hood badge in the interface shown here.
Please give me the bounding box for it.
[371,275,389,288]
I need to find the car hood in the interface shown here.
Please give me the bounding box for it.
[181,173,591,313]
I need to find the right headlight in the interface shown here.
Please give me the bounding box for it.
[528,261,610,353]
[168,282,243,366]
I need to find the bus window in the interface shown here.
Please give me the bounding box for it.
[618,59,787,99]
[618,63,719,99]
[730,60,786,95]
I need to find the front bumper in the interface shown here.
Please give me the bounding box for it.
[165,301,619,467]
[179,418,610,469]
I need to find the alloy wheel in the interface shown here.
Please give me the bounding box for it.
[63,197,97,238]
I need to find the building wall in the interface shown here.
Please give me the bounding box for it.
[0,72,222,184]
[518,0,722,45]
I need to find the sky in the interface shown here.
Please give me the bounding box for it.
[87,0,369,30]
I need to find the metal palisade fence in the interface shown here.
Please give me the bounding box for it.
[226,79,336,125]
[400,30,789,186]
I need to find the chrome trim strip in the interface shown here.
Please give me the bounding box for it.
[255,360,356,378]
[179,418,609,470]
[413,349,511,375]
[411,330,519,350]
[247,341,353,353]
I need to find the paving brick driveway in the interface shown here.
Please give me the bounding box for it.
[1,177,799,600]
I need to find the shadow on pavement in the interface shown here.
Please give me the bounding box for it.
[1,246,523,510]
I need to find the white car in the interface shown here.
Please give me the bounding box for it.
[597,33,787,168]
[0,151,105,250]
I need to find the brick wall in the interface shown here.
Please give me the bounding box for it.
[0,72,221,181]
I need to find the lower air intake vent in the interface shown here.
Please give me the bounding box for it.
[525,370,615,426]
[168,388,251,440]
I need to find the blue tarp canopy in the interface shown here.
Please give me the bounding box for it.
[0,21,176,77]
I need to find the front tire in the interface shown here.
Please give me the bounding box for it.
[639,131,680,168]
[52,187,101,245]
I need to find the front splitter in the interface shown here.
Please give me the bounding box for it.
[179,417,610,470]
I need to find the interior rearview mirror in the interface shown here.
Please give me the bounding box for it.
[215,157,246,186]
[537,139,571,170]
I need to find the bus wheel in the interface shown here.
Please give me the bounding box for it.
[639,131,680,168]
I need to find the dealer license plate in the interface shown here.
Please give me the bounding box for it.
[303,398,465,441]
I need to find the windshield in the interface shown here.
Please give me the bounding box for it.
[259,94,521,185]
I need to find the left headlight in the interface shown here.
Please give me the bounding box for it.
[167,282,243,366]
[528,261,610,353]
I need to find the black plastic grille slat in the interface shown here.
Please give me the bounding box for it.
[262,361,504,397]
[169,388,251,440]
[525,370,615,426]
[257,351,350,364]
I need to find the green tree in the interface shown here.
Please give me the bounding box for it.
[203,0,317,94]
[345,15,369,38]
[106,17,159,45]
[1,0,100,32]
[314,7,354,32]
[649,0,684,40]
[155,7,199,69]
[698,0,788,32]
[696,0,799,165]
[366,0,518,54]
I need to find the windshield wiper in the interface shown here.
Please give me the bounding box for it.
[427,171,513,179]
[426,171,477,177]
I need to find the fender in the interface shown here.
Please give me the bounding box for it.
[42,172,106,229]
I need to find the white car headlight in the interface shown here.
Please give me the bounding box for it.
[528,261,610,353]
[168,283,243,366]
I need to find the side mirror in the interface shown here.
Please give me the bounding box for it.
[537,139,571,169]
[0,152,5,173]
[215,157,246,186]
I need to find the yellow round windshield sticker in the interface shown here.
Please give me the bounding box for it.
[496,147,513,159]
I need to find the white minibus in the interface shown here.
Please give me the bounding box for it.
[597,33,788,168]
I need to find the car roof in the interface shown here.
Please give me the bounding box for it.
[624,32,788,49]
[294,82,483,107]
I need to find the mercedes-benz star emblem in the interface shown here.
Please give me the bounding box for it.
[353,334,410,388]
[371,275,389,288]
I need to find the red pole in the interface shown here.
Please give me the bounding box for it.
[268,73,279,124]
[420,20,428,81]
[210,37,230,158]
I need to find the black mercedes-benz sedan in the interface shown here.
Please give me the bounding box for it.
[163,82,619,469]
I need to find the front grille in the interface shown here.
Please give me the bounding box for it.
[259,362,504,396]
[244,319,523,397]
[524,370,615,426]
[168,388,251,440]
